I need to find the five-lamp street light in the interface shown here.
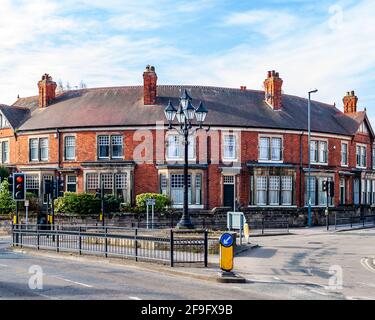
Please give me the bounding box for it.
[164,89,209,229]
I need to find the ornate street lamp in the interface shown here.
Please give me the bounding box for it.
[164,89,209,229]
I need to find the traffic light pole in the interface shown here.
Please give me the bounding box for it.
[15,201,19,245]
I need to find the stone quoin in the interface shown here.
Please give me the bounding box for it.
[0,66,374,215]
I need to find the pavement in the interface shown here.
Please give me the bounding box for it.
[0,226,374,300]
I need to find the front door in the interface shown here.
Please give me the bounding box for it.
[223,184,234,209]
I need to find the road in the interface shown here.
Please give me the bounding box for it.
[237,227,375,300]
[0,235,343,300]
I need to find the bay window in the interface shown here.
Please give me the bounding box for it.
[0,141,9,164]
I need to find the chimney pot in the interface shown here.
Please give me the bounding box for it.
[343,90,358,113]
[143,65,158,105]
[264,70,283,110]
[38,74,57,108]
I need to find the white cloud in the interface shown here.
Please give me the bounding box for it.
[223,9,302,39]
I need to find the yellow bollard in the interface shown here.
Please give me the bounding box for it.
[243,223,250,244]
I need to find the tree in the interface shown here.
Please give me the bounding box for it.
[0,179,15,215]
[57,79,64,92]
[79,80,87,89]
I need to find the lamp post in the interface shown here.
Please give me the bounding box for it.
[307,89,318,227]
[164,89,209,229]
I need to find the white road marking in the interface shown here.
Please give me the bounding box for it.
[52,276,93,288]
[129,296,142,300]
[0,263,8,267]
[360,258,375,273]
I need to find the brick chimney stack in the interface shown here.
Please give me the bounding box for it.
[38,73,57,108]
[264,70,283,110]
[343,90,358,113]
[143,65,157,105]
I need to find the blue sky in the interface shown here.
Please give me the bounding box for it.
[0,0,374,123]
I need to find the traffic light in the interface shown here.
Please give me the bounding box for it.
[95,188,102,199]
[329,181,335,197]
[322,181,328,192]
[8,175,13,194]
[56,177,64,198]
[13,173,26,201]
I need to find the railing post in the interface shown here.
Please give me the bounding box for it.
[20,230,23,248]
[134,228,138,262]
[56,225,59,253]
[170,229,174,267]
[350,213,353,228]
[204,230,208,268]
[105,227,108,258]
[79,226,82,255]
[37,226,40,250]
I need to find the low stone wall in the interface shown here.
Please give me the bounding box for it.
[1,206,373,233]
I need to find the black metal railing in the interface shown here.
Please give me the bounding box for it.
[333,214,375,230]
[12,224,208,267]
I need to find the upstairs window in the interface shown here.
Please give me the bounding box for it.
[259,137,282,161]
[64,136,76,160]
[98,135,123,160]
[356,145,366,168]
[341,142,348,166]
[40,138,48,161]
[311,140,327,164]
[223,134,236,160]
[166,134,195,160]
[0,141,9,164]
[372,147,375,170]
[29,138,48,162]
[0,114,10,129]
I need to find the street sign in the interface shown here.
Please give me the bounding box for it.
[220,233,234,247]
[146,198,156,206]
[219,233,234,272]
[227,212,246,230]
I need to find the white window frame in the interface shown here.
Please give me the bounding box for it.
[39,138,49,161]
[222,133,238,161]
[341,142,348,167]
[66,175,77,193]
[258,135,283,163]
[64,135,76,161]
[311,139,328,165]
[0,140,9,164]
[166,133,195,161]
[356,143,367,169]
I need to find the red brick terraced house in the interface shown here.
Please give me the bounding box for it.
[0,67,374,216]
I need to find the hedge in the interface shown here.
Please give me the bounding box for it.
[54,192,101,215]
[135,193,170,213]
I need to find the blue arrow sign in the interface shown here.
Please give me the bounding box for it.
[220,233,234,247]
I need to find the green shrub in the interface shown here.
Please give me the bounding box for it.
[103,194,122,213]
[54,192,101,215]
[0,166,9,182]
[135,193,170,213]
[0,179,15,215]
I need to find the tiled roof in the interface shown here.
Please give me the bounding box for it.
[0,104,31,129]
[8,85,365,136]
